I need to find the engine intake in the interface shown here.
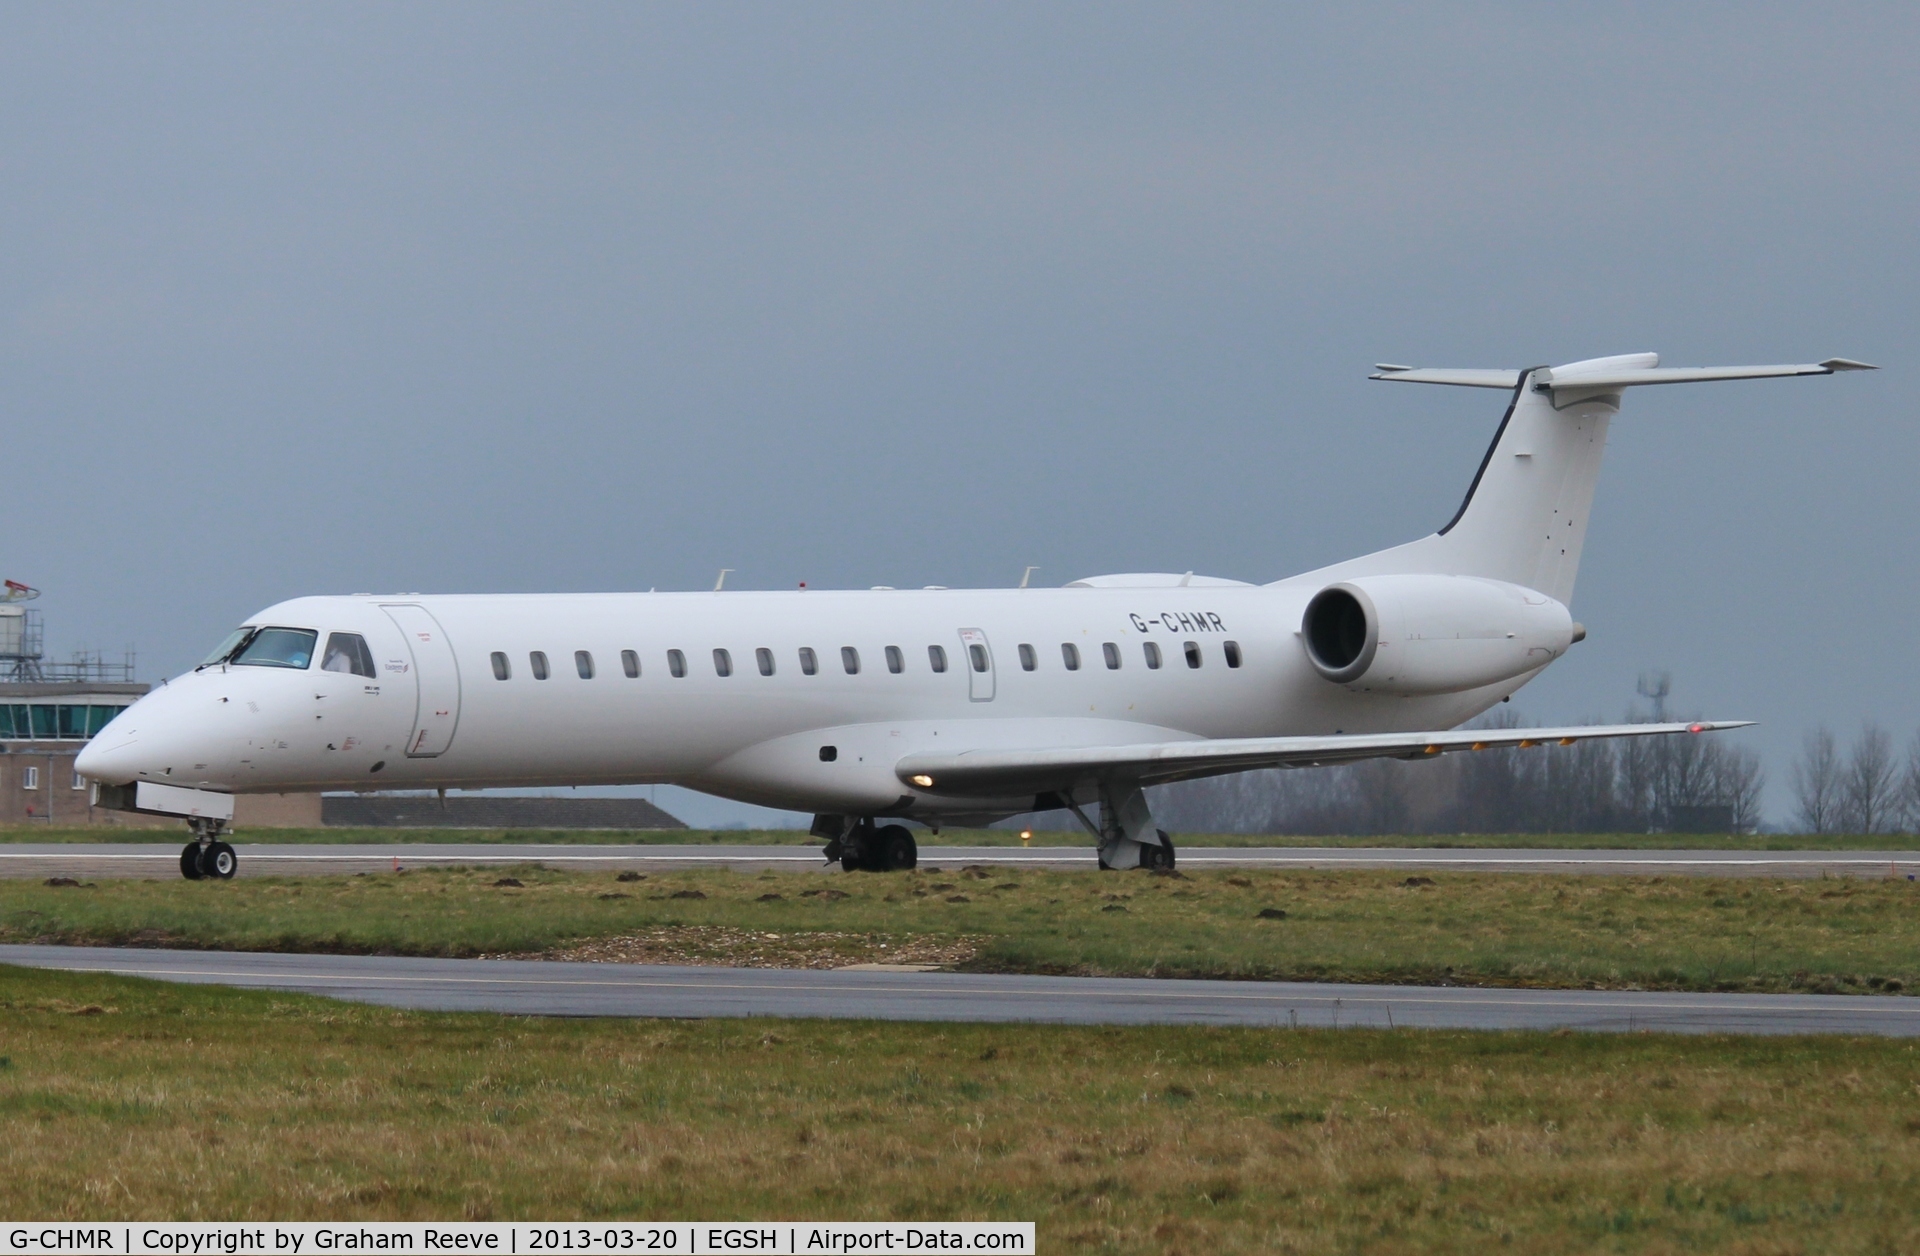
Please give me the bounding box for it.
[1301,575,1573,695]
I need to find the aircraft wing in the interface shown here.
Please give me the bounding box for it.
[895,720,1750,797]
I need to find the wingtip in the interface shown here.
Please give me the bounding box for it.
[1820,357,1879,371]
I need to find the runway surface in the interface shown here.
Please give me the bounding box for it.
[0,841,1915,879]
[4,944,1914,1035]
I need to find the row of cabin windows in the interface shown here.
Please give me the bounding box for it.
[1040,639,1240,670]
[487,640,1242,681]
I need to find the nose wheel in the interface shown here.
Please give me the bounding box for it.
[820,819,919,872]
[180,819,237,881]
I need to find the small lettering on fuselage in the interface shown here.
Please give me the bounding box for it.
[1128,611,1226,633]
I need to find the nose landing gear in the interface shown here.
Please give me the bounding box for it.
[180,817,237,881]
[816,817,919,872]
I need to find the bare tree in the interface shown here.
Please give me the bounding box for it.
[1793,727,1841,835]
[1711,744,1766,834]
[1901,730,1920,836]
[1840,723,1899,835]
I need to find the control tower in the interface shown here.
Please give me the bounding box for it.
[0,580,135,683]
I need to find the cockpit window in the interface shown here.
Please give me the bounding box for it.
[201,627,256,667]
[232,627,319,670]
[321,632,377,678]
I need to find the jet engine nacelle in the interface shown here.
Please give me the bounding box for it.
[1301,574,1574,695]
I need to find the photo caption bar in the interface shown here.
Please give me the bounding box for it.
[4,1225,1033,1256]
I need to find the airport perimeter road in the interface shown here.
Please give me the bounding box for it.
[4,944,1917,1035]
[0,842,1917,879]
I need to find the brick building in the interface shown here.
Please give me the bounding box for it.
[0,681,151,826]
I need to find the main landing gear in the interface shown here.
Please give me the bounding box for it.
[817,818,918,872]
[1073,782,1177,872]
[179,817,237,881]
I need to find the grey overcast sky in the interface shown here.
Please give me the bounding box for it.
[4,3,1915,824]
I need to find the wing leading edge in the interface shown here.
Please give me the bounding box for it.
[895,720,1752,797]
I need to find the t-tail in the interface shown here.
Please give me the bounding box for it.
[1286,352,1876,604]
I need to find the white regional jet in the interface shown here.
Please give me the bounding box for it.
[79,353,1873,880]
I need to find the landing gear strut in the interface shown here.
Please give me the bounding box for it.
[816,817,918,872]
[1074,782,1176,872]
[181,816,237,881]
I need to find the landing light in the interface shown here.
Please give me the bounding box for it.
[910,774,935,788]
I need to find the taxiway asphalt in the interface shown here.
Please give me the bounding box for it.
[2,943,1912,1035]
[0,841,1915,879]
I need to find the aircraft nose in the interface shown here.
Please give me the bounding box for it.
[75,733,142,785]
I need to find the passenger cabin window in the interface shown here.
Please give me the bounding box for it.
[1018,643,1036,671]
[1061,643,1081,671]
[576,650,595,679]
[1224,640,1243,668]
[927,645,947,673]
[841,647,860,675]
[885,645,904,674]
[969,643,989,673]
[667,649,687,678]
[233,627,318,670]
[713,648,733,677]
[799,647,818,676]
[1103,642,1121,670]
[530,651,550,680]
[490,651,511,680]
[1184,641,1202,669]
[1143,641,1162,669]
[321,632,376,678]
[621,649,640,678]
[756,647,775,676]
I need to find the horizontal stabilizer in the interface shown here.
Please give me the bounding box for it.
[1372,353,1876,396]
[1369,367,1520,389]
[897,720,1751,796]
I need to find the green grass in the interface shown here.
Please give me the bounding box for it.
[5,865,1918,994]
[2,964,1917,1250]
[8,823,1920,848]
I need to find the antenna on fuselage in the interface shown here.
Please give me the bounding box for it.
[1018,566,1038,589]
[713,569,734,592]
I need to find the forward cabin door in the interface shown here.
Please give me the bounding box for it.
[381,604,462,757]
[958,627,995,702]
